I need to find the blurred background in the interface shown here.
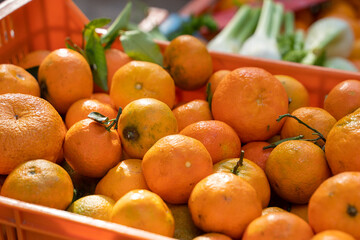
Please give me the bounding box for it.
[73,0,191,22]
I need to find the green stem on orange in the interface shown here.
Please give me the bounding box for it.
[263,135,304,150]
[88,107,122,132]
[277,113,326,143]
[232,150,245,175]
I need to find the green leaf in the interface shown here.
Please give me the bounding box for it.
[83,18,112,44]
[86,18,112,29]
[88,112,109,123]
[85,28,108,91]
[101,2,132,48]
[120,30,163,66]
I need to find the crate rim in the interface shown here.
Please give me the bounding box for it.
[0,195,175,240]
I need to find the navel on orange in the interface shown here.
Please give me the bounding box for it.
[110,61,175,109]
[142,134,213,204]
[0,93,66,174]
[0,64,40,96]
[1,159,73,210]
[212,67,288,143]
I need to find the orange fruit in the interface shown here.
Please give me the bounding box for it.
[17,50,50,70]
[64,118,122,178]
[90,93,116,109]
[67,194,115,221]
[280,107,337,147]
[0,93,66,175]
[242,141,272,171]
[0,159,73,210]
[212,67,288,143]
[323,79,360,120]
[242,212,314,240]
[180,120,241,164]
[95,159,149,201]
[308,172,360,239]
[188,172,262,239]
[275,75,310,114]
[0,64,40,96]
[118,98,178,159]
[173,99,213,132]
[167,203,203,240]
[207,69,231,95]
[265,140,331,204]
[325,108,360,174]
[319,0,357,20]
[163,34,213,90]
[111,189,175,237]
[289,204,309,223]
[193,233,233,240]
[38,48,93,115]
[213,156,271,208]
[142,134,213,204]
[350,39,360,58]
[93,48,132,92]
[311,230,356,240]
[65,98,118,129]
[110,60,175,109]
[262,207,286,215]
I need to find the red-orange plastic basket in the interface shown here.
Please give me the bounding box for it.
[1,0,360,240]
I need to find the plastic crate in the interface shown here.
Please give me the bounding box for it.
[1,1,360,240]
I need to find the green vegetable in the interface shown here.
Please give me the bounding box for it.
[323,57,359,72]
[207,5,260,53]
[239,0,284,60]
[301,17,354,65]
[277,11,307,63]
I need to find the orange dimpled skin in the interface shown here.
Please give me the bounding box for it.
[163,35,213,90]
[0,159,74,210]
[280,107,337,147]
[325,108,360,174]
[180,120,241,164]
[142,134,213,204]
[111,189,175,237]
[95,159,149,201]
[213,157,271,208]
[65,99,118,129]
[324,79,360,121]
[173,99,213,132]
[110,61,175,109]
[242,212,314,240]
[212,67,288,143]
[118,98,178,159]
[265,140,331,204]
[308,172,360,239]
[38,48,93,115]
[0,93,66,175]
[188,172,262,239]
[64,119,122,178]
[0,64,40,97]
[311,230,356,240]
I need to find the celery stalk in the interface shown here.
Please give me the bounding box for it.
[239,0,284,60]
[207,5,255,53]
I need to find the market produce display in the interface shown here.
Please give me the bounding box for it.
[1,0,360,240]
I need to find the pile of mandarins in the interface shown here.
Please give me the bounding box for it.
[1,34,360,240]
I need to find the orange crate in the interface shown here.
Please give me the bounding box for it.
[1,0,360,240]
